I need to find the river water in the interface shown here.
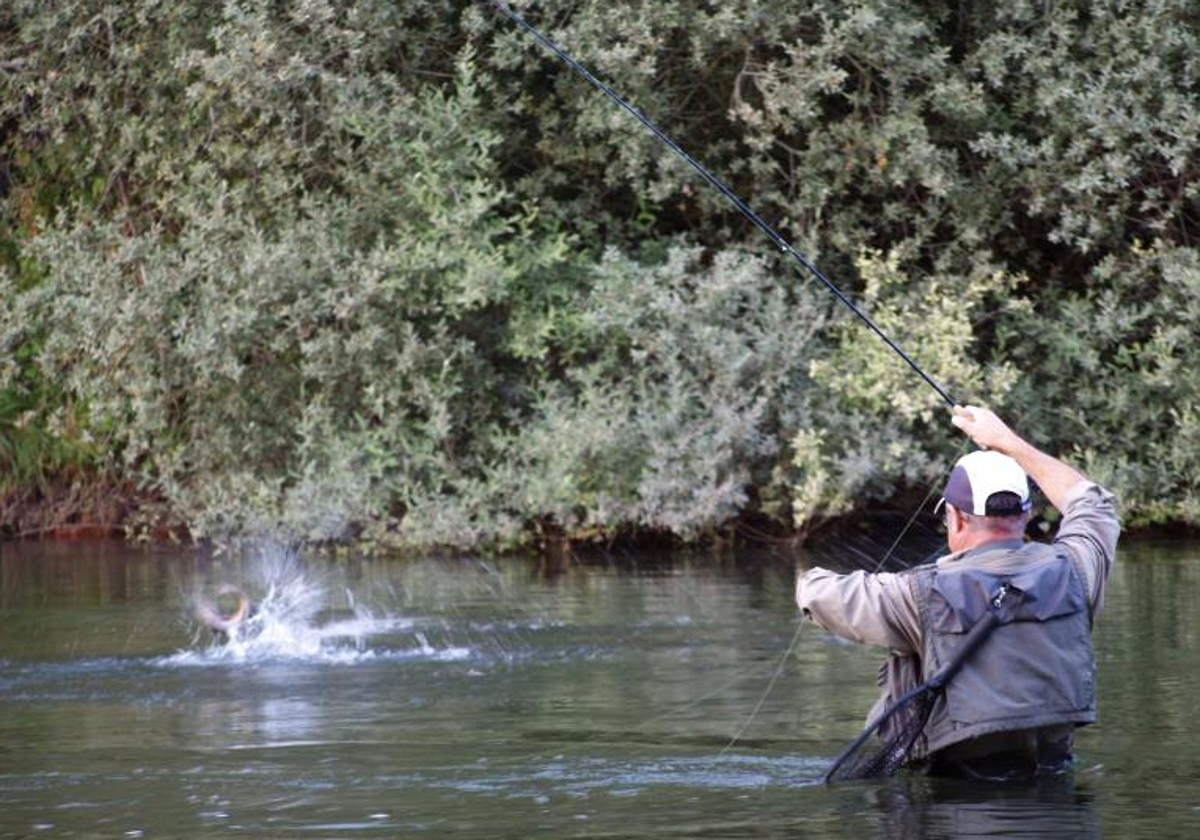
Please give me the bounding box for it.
[1,537,1197,838]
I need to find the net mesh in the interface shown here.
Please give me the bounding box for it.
[823,688,938,783]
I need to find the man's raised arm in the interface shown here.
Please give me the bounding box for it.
[950,405,1087,512]
[951,404,1119,611]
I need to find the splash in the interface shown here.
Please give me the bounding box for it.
[178,542,468,665]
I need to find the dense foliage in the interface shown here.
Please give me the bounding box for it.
[1,0,1197,546]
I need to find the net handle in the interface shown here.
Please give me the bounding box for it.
[822,682,929,782]
[822,584,1019,783]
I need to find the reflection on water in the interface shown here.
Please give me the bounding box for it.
[857,773,1100,839]
[1,538,1198,837]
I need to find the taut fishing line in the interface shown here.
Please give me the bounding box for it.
[717,618,805,759]
[719,456,944,759]
[488,0,966,772]
[870,438,974,574]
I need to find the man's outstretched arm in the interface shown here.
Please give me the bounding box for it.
[796,569,922,654]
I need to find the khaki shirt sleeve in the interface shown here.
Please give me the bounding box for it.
[1053,481,1120,614]
[795,567,923,654]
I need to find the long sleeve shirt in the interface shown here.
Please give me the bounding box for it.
[796,482,1120,653]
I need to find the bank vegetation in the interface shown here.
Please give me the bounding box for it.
[1,1,1198,547]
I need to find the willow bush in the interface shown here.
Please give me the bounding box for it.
[1,0,1197,546]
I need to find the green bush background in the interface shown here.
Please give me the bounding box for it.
[1,0,1197,547]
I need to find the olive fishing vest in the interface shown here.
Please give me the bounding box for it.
[903,540,1097,756]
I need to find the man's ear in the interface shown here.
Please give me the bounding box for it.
[945,503,962,533]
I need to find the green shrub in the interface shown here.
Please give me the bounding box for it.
[1000,242,1200,527]
[1,1,1197,547]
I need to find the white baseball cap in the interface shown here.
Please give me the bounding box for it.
[941,450,1032,516]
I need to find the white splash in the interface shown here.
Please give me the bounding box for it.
[174,542,469,666]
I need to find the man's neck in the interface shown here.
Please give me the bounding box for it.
[957,530,1025,553]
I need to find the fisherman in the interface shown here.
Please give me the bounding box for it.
[798,405,1119,781]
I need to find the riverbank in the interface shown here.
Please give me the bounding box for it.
[4,480,1193,563]
[0,478,187,543]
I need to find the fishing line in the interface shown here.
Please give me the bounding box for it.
[717,618,804,759]
[487,0,956,408]
[870,437,974,573]
[720,479,922,758]
[722,435,977,755]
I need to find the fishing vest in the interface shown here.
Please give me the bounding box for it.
[902,540,1097,757]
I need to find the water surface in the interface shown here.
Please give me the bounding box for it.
[1,538,1197,837]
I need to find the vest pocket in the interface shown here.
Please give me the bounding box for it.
[939,616,1096,727]
[917,554,1098,744]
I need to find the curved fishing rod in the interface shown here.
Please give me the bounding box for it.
[488,0,956,407]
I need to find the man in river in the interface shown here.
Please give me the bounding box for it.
[797,405,1120,781]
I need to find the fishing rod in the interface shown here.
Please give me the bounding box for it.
[487,0,956,408]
